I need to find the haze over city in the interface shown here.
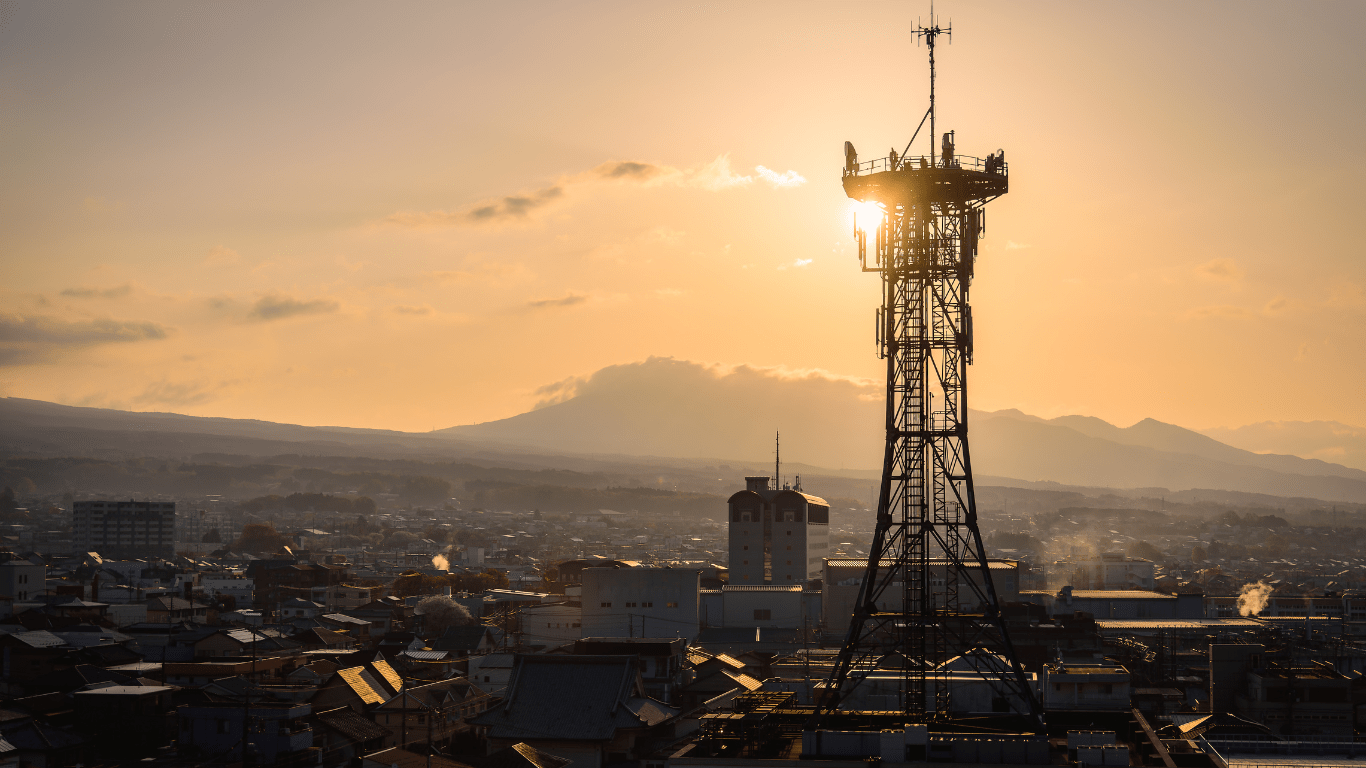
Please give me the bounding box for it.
[7,5,1366,766]
[2,1,1363,462]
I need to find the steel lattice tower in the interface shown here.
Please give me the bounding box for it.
[812,17,1041,726]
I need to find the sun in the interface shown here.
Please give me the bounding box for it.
[848,200,884,235]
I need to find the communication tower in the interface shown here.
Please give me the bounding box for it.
[814,15,1041,725]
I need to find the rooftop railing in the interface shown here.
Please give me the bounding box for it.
[843,153,1007,177]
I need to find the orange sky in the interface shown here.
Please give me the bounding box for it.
[2,1,1363,434]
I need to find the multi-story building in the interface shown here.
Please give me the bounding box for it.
[0,552,46,617]
[727,476,829,585]
[823,558,1021,631]
[245,558,350,618]
[1064,553,1155,590]
[580,567,700,642]
[73,500,175,559]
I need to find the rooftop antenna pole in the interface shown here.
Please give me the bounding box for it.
[775,432,781,490]
[914,3,951,165]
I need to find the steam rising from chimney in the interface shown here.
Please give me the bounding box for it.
[1237,581,1273,616]
[432,554,449,571]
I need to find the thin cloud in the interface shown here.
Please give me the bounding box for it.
[1197,257,1244,282]
[592,161,666,181]
[248,294,340,322]
[60,284,133,299]
[393,304,433,315]
[687,154,753,190]
[132,380,219,407]
[1263,296,1291,315]
[1187,304,1255,320]
[527,293,588,309]
[0,313,170,364]
[387,186,564,228]
[384,154,800,228]
[756,165,806,187]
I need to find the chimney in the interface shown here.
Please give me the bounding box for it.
[745,477,771,493]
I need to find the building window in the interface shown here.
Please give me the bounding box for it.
[665,602,678,608]
[743,545,748,550]
[754,609,771,620]
[786,545,791,550]
[601,602,611,608]
[742,560,748,565]
[642,602,653,608]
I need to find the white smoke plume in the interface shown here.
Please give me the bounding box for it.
[432,554,450,571]
[1237,581,1273,616]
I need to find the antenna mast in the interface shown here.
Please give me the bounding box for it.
[914,8,950,166]
[775,431,781,490]
[817,13,1037,734]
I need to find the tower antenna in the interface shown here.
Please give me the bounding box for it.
[819,13,1037,735]
[775,431,781,490]
[913,5,951,165]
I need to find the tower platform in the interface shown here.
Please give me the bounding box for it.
[843,154,1008,206]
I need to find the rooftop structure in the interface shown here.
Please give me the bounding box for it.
[727,475,830,585]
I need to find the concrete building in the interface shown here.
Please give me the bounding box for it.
[718,585,805,629]
[823,558,1020,632]
[1040,661,1132,711]
[1064,553,1155,590]
[0,552,46,616]
[727,477,829,584]
[521,602,583,645]
[73,500,175,559]
[1026,587,1203,620]
[581,567,700,642]
[198,572,254,606]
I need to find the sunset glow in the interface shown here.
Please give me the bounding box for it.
[0,1,1362,437]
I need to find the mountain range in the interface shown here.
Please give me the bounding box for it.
[4,357,1365,504]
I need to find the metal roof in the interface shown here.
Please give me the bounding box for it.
[825,558,1017,569]
[337,667,385,705]
[1066,590,1175,599]
[401,650,450,661]
[720,585,802,592]
[1095,619,1262,629]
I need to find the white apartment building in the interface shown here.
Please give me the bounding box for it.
[728,476,830,585]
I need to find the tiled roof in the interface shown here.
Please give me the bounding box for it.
[482,742,573,768]
[401,650,450,661]
[433,625,488,652]
[7,630,64,648]
[471,655,678,741]
[318,707,388,742]
[321,613,370,626]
